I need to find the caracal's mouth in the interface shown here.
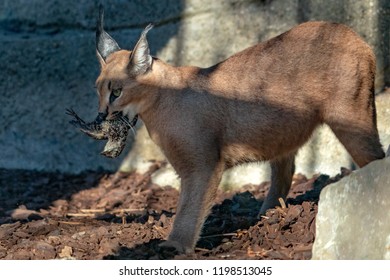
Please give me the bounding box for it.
[66,109,138,158]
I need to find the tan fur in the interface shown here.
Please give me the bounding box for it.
[95,21,384,253]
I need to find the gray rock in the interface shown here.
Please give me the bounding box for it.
[312,156,390,260]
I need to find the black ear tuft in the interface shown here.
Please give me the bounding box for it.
[96,5,121,61]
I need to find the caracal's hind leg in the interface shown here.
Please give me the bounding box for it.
[329,123,384,167]
[326,87,384,167]
[259,153,296,215]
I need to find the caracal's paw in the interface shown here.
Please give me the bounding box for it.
[158,240,193,255]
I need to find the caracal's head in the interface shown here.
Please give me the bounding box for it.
[67,6,154,158]
[95,6,153,122]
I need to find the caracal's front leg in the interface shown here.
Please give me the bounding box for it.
[163,158,224,254]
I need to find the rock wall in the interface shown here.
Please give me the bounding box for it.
[0,0,185,172]
[0,0,389,179]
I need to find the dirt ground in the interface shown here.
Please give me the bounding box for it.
[0,162,351,260]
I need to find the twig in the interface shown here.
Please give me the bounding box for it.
[67,208,145,219]
[201,233,237,239]
[58,221,84,225]
[195,247,210,252]
[80,209,105,213]
[278,197,287,209]
[152,225,167,236]
[67,213,96,217]
[110,208,144,214]
[79,208,144,214]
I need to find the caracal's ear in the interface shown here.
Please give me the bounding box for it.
[128,24,153,75]
[96,5,121,66]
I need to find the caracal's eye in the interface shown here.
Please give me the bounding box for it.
[112,89,121,97]
[110,88,122,103]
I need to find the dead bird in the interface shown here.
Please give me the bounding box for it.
[66,108,137,158]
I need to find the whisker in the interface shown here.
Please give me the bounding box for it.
[119,115,130,126]
[129,125,137,137]
[120,116,137,137]
[111,111,122,118]
[130,114,138,127]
